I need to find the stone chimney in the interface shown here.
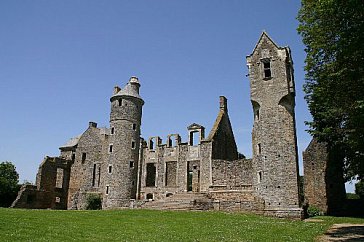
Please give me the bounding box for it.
[113,86,121,95]
[220,96,228,112]
[89,122,97,128]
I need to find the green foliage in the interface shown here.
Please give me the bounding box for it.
[1,209,364,241]
[85,193,102,210]
[346,193,360,200]
[0,162,19,207]
[355,180,364,199]
[307,206,323,217]
[297,0,364,180]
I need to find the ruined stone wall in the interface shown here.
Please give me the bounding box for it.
[12,157,71,209]
[247,33,301,217]
[139,133,213,200]
[67,124,106,209]
[303,138,346,215]
[211,159,252,190]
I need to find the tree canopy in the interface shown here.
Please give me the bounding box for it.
[0,161,19,207]
[297,0,364,180]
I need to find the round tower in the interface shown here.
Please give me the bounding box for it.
[104,76,144,208]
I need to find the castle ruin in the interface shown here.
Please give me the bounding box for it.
[12,32,305,218]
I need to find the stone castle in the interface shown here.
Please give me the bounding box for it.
[13,32,339,218]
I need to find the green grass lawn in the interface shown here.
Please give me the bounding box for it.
[0,208,363,241]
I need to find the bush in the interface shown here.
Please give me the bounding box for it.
[307,206,323,217]
[347,193,360,200]
[85,193,102,210]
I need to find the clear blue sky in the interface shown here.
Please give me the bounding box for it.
[0,1,354,191]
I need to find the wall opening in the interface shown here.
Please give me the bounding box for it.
[149,138,155,150]
[252,100,260,121]
[111,127,115,134]
[187,171,193,191]
[92,164,96,187]
[98,165,101,187]
[55,168,64,188]
[129,161,134,168]
[165,161,177,187]
[132,123,137,130]
[106,185,109,195]
[146,193,153,200]
[189,131,199,146]
[109,145,113,153]
[257,143,262,155]
[258,171,262,183]
[146,163,156,187]
[82,153,86,163]
[108,165,112,174]
[118,99,122,106]
[262,59,272,79]
[131,141,136,149]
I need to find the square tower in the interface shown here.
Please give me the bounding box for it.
[246,32,302,218]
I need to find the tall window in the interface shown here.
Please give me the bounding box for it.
[262,59,272,79]
[82,153,86,163]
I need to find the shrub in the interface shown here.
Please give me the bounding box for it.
[85,193,102,210]
[346,193,360,200]
[307,206,323,217]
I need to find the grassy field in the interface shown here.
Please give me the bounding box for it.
[0,208,363,241]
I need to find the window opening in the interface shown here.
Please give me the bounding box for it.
[108,165,112,174]
[129,161,134,168]
[187,171,193,191]
[55,168,64,188]
[262,60,272,78]
[190,131,199,146]
[111,127,114,134]
[132,123,137,130]
[118,99,122,106]
[146,163,156,187]
[106,185,109,195]
[82,153,86,163]
[131,141,136,149]
[258,171,262,183]
[98,166,101,187]
[149,139,155,150]
[146,193,153,200]
[109,145,113,153]
[257,143,262,155]
[92,164,96,187]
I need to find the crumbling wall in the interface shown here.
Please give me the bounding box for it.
[303,138,346,215]
[12,156,71,209]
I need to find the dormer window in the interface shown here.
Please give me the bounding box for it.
[262,59,272,79]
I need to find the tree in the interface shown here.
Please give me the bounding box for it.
[297,0,364,180]
[0,161,20,207]
[356,180,364,199]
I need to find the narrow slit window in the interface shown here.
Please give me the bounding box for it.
[131,141,136,149]
[106,185,109,195]
[111,127,114,134]
[129,161,134,168]
[108,165,112,174]
[257,143,262,155]
[109,145,113,153]
[132,123,137,130]
[82,153,86,163]
[118,99,122,106]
